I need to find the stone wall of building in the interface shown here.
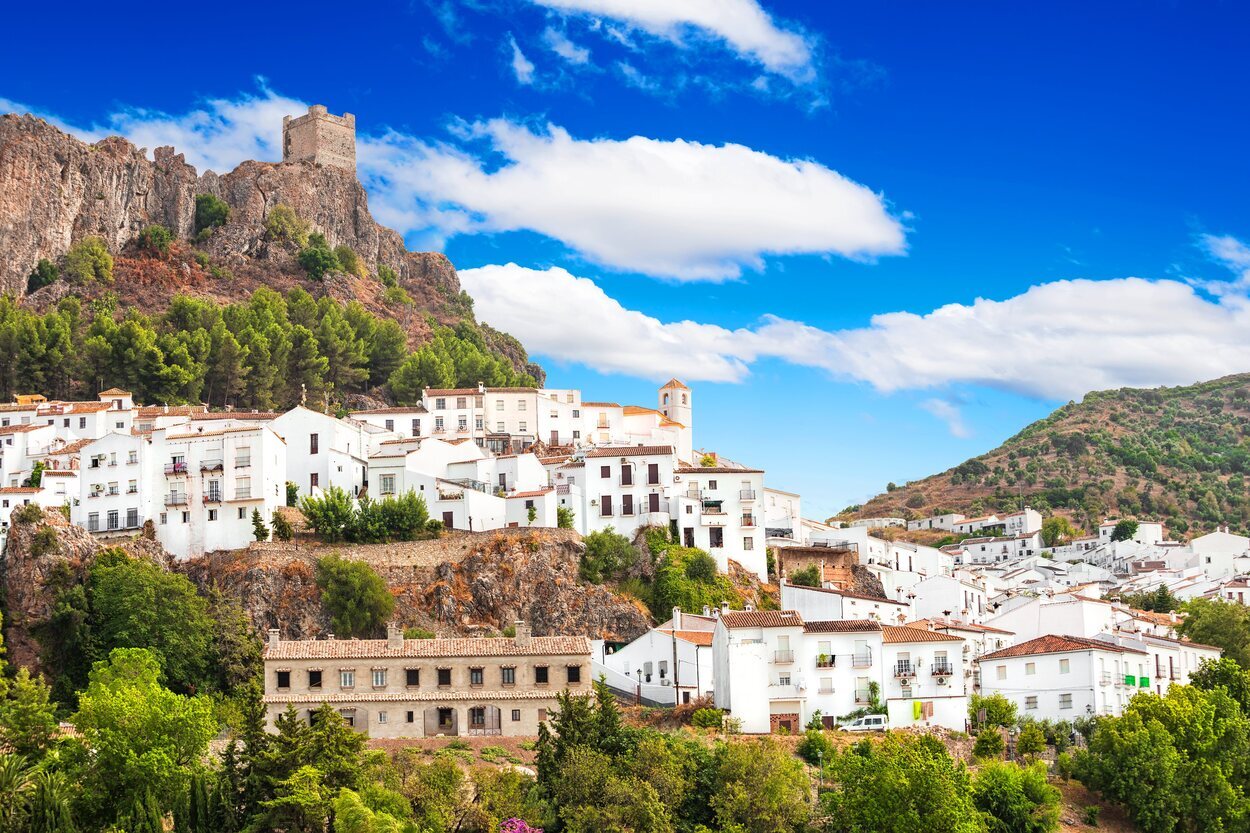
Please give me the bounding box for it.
[282,105,356,172]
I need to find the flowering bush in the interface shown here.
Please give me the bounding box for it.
[501,819,543,833]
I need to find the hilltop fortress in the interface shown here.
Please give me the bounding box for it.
[281,104,356,172]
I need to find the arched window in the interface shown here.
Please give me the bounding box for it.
[663,393,669,404]
[681,394,688,404]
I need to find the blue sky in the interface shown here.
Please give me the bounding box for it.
[4,0,1250,518]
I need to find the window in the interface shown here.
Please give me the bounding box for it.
[308,670,322,688]
[744,537,754,550]
[238,507,246,520]
[572,430,580,440]
[276,670,290,688]
[435,398,445,409]
[1025,662,1036,676]
[622,495,634,516]
[708,480,717,490]
[1059,658,1070,674]
[380,475,396,495]
[996,665,1007,680]
[1060,693,1073,710]
[512,709,521,722]
[779,672,792,686]
[518,400,527,411]
[159,512,167,525]
[310,473,319,490]
[406,711,415,723]
[372,669,387,687]
[405,668,420,687]
[496,400,505,411]
[412,419,421,436]
[496,422,505,432]
[535,665,549,685]
[647,463,660,485]
[501,667,516,685]
[600,465,611,478]
[208,509,218,522]
[437,668,452,687]
[435,417,444,432]
[181,511,189,523]
[600,495,613,517]
[340,670,355,688]
[538,708,548,721]
[1025,695,1038,710]
[470,667,484,686]
[128,450,138,464]
[567,665,582,683]
[377,711,388,724]
[127,479,137,493]
[310,433,319,454]
[518,421,527,432]
[469,707,485,728]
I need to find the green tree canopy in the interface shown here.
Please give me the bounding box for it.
[315,554,395,638]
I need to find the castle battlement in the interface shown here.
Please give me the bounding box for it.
[282,105,356,172]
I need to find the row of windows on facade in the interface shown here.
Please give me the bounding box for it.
[274,664,583,690]
[164,449,253,468]
[6,416,129,430]
[88,502,258,531]
[349,706,546,728]
[429,395,578,412]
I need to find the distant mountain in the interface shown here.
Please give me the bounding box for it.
[842,374,1250,539]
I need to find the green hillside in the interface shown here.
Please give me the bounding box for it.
[846,373,1250,538]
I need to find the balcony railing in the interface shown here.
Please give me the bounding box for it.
[236,489,252,500]
[852,651,873,668]
[200,459,223,471]
[931,660,954,676]
[815,656,836,669]
[205,492,223,504]
[817,683,834,694]
[166,493,188,506]
[234,457,251,468]
[774,650,795,664]
[685,489,703,501]
[854,690,871,704]
[739,489,757,501]
[164,462,187,475]
[87,520,100,532]
[894,661,914,678]
[741,515,757,527]
[1099,671,1113,686]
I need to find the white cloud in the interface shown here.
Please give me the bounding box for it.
[507,34,537,84]
[920,399,971,438]
[461,263,1250,401]
[542,26,591,64]
[527,0,813,79]
[361,118,906,279]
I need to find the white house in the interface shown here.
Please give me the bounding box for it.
[781,581,913,625]
[674,462,767,579]
[1190,527,1250,578]
[271,406,373,500]
[910,574,990,624]
[979,634,1153,720]
[349,405,429,439]
[600,608,716,704]
[986,593,1116,643]
[907,512,967,532]
[1099,519,1166,546]
[1000,508,1043,536]
[962,532,1042,565]
[881,625,969,731]
[712,609,809,734]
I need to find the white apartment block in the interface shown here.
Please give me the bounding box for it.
[880,625,969,731]
[908,512,967,532]
[598,608,716,705]
[1098,519,1166,546]
[271,406,375,500]
[673,463,766,579]
[961,531,1042,564]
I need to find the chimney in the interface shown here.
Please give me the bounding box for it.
[268,628,280,649]
[327,632,335,641]
[514,621,532,648]
[702,605,711,617]
[672,606,682,631]
[387,622,402,650]
[720,600,730,615]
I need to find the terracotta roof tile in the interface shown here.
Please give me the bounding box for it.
[658,629,715,646]
[979,634,1146,661]
[264,635,590,661]
[191,411,278,421]
[424,388,480,397]
[0,424,46,434]
[507,489,554,499]
[660,378,689,390]
[803,619,882,634]
[585,445,673,458]
[581,402,619,408]
[912,617,1014,635]
[676,465,764,474]
[882,625,964,644]
[351,406,429,415]
[47,439,92,455]
[719,610,804,629]
[0,487,42,494]
[263,689,565,704]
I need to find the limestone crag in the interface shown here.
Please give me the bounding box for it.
[0,113,455,299]
[0,507,167,670]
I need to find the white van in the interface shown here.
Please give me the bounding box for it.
[841,714,888,732]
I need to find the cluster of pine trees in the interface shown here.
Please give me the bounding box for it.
[0,287,535,409]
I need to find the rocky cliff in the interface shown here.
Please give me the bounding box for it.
[0,112,543,383]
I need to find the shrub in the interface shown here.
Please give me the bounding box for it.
[26,258,58,293]
[972,761,1062,833]
[64,236,113,283]
[796,728,836,766]
[251,508,269,542]
[684,551,717,582]
[1054,752,1074,780]
[378,264,399,287]
[271,511,293,541]
[193,193,230,235]
[403,627,436,639]
[579,528,636,583]
[1016,721,1047,759]
[333,245,367,278]
[264,203,309,246]
[382,285,413,306]
[691,708,724,729]
[556,506,575,529]
[299,233,340,280]
[973,729,1006,759]
[1082,806,1100,826]
[30,526,60,557]
[300,486,355,542]
[789,564,820,587]
[13,503,44,524]
[137,224,173,255]
[970,692,1018,728]
[315,554,395,638]
[285,481,299,507]
[905,493,926,508]
[425,518,444,535]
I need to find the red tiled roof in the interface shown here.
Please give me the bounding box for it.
[0,487,41,494]
[191,411,278,421]
[352,406,429,415]
[719,610,804,629]
[676,466,764,474]
[803,619,882,634]
[581,402,619,408]
[0,424,46,434]
[979,634,1146,661]
[264,635,590,661]
[47,439,92,455]
[912,617,1014,635]
[657,629,715,646]
[585,445,673,458]
[263,689,564,704]
[486,387,539,393]
[882,625,964,644]
[507,489,554,499]
[425,388,480,397]
[97,388,132,396]
[660,378,689,390]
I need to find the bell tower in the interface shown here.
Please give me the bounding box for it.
[658,378,693,461]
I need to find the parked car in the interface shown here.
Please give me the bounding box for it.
[841,714,888,732]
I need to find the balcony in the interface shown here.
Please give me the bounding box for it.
[773,650,795,664]
[87,491,101,499]
[817,683,834,694]
[893,661,915,678]
[166,493,188,506]
[852,651,873,668]
[200,459,223,472]
[164,462,188,475]
[685,488,703,501]
[931,660,954,676]
[767,684,804,700]
[1099,671,1113,686]
[234,457,251,469]
[739,489,757,501]
[204,492,223,504]
[433,426,446,434]
[700,511,726,526]
[87,520,100,533]
[618,476,634,487]
[815,656,836,669]
[236,489,252,500]
[741,515,757,528]
[853,690,871,704]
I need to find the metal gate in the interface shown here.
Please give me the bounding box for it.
[468,705,502,736]
[424,706,458,736]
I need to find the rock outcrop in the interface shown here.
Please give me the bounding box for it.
[0,507,167,670]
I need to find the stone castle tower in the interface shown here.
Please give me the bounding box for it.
[282,105,356,172]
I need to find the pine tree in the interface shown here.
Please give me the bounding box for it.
[252,509,269,543]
